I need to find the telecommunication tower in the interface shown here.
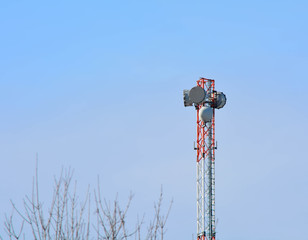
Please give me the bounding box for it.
[183,78,226,240]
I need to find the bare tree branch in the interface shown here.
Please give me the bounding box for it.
[4,166,172,240]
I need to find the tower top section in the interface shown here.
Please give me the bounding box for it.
[183,78,227,110]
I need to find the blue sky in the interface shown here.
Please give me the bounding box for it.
[0,0,308,239]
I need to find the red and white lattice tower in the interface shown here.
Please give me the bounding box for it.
[183,78,226,240]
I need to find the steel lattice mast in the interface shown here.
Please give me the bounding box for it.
[183,78,226,240]
[196,78,215,240]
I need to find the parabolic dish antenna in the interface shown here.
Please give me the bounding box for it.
[214,92,227,109]
[189,86,206,104]
[199,106,213,123]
